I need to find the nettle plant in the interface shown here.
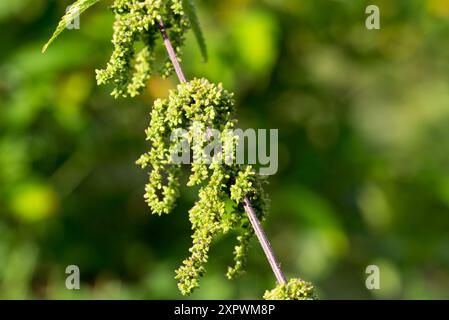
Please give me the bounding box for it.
[44,0,316,300]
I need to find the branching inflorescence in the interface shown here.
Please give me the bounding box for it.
[44,0,316,300]
[136,78,269,294]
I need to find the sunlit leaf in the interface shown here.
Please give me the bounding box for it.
[42,0,100,53]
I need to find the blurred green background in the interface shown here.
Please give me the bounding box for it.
[1,0,449,299]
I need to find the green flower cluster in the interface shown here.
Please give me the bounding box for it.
[263,278,316,300]
[45,0,316,301]
[96,0,190,98]
[136,78,268,295]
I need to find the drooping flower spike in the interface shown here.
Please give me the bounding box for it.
[136,78,269,294]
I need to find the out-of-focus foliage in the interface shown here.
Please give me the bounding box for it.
[1,0,449,299]
[182,0,207,62]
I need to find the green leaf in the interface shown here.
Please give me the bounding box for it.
[42,0,100,53]
[182,0,208,62]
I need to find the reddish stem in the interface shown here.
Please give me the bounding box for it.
[158,20,187,83]
[243,198,287,284]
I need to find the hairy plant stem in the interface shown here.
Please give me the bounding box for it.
[243,198,287,284]
[158,19,287,286]
[158,20,187,83]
